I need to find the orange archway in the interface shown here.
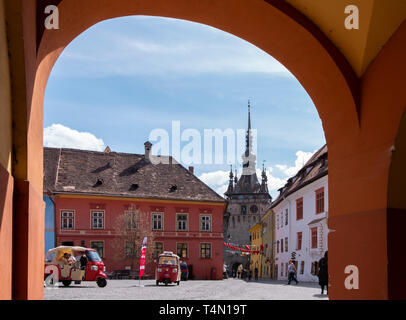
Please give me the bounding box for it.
[1,0,405,300]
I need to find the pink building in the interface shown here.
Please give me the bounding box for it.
[44,143,226,280]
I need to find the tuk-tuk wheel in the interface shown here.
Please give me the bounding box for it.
[97,278,107,288]
[62,280,72,287]
[156,281,159,286]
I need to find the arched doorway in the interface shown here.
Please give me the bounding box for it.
[4,0,405,299]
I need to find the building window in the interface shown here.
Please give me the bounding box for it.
[316,187,325,214]
[297,232,302,250]
[125,211,137,229]
[281,239,284,253]
[177,243,188,258]
[296,198,303,220]
[176,214,188,231]
[153,242,164,258]
[91,211,104,229]
[280,213,283,228]
[91,241,104,258]
[300,261,305,274]
[61,211,74,229]
[285,209,288,225]
[311,261,319,275]
[152,213,163,230]
[200,215,211,231]
[311,227,318,249]
[277,240,279,253]
[200,243,211,259]
[281,263,284,276]
[276,215,279,230]
[285,237,288,252]
[125,241,135,258]
[241,205,247,215]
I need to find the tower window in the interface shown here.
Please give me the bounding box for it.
[241,205,247,215]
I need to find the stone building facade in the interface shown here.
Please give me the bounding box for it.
[223,103,272,270]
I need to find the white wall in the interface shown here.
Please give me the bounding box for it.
[273,175,328,282]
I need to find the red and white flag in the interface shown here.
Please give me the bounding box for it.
[139,237,147,279]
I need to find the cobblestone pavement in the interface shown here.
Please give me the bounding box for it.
[44,278,329,300]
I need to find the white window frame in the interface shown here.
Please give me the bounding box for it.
[176,213,188,231]
[61,210,74,230]
[200,214,212,232]
[151,212,164,231]
[91,210,105,229]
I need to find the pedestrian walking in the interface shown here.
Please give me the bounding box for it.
[318,251,328,294]
[254,267,258,281]
[248,269,252,281]
[237,264,243,279]
[287,260,299,285]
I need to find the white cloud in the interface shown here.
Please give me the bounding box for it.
[44,124,105,151]
[199,170,230,188]
[275,150,315,177]
[198,170,230,198]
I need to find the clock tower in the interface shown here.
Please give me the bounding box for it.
[224,101,272,270]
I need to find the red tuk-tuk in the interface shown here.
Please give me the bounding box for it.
[156,251,181,286]
[44,246,107,287]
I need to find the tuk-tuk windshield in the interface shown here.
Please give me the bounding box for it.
[158,256,177,265]
[86,250,102,262]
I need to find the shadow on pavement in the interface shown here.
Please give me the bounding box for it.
[313,294,329,299]
[235,277,322,289]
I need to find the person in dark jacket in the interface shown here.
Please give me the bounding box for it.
[318,251,328,294]
[80,254,88,270]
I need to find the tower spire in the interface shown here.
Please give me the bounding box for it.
[261,160,269,194]
[225,165,234,198]
[242,100,256,175]
[248,99,251,131]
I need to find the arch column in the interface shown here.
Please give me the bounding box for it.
[328,20,406,299]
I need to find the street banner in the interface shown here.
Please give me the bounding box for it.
[139,237,147,279]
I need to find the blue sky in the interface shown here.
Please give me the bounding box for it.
[43,16,326,199]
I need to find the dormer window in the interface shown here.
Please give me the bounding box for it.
[130,183,139,191]
[93,178,103,187]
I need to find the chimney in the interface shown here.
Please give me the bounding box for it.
[188,166,194,175]
[144,141,152,160]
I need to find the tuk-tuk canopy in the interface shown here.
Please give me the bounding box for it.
[158,251,180,266]
[45,246,95,264]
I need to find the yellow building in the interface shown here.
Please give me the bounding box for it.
[248,223,263,278]
[260,208,275,279]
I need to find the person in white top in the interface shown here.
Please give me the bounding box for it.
[287,260,299,285]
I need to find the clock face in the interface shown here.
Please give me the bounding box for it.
[250,205,258,213]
